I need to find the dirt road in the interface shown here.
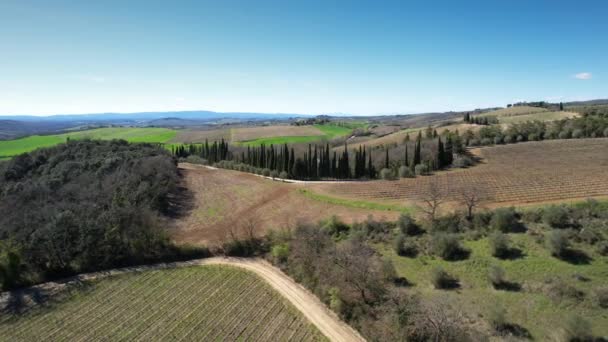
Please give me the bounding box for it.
[1,257,365,342]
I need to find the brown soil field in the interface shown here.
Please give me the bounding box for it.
[313,138,608,209]
[171,128,233,143]
[170,164,399,246]
[232,125,323,142]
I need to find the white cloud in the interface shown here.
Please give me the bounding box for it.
[574,72,592,80]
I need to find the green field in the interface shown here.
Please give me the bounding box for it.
[238,124,353,146]
[0,128,177,158]
[0,265,325,341]
[298,189,413,213]
[379,229,608,339]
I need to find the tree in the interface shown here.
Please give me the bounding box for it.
[384,148,390,169]
[559,102,564,111]
[459,186,483,220]
[419,181,445,223]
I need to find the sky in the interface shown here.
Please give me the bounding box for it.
[1,0,607,116]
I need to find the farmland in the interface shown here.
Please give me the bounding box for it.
[312,138,608,209]
[170,163,399,246]
[0,265,326,341]
[0,127,176,158]
[236,124,353,146]
[478,105,580,124]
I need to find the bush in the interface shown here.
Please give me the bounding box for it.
[398,165,414,178]
[572,129,584,139]
[271,243,289,263]
[430,267,458,289]
[481,138,493,145]
[430,233,467,260]
[393,233,417,257]
[397,213,419,235]
[547,230,569,258]
[563,315,593,342]
[559,130,571,139]
[185,155,208,165]
[279,171,288,179]
[493,136,503,145]
[542,205,569,228]
[414,164,429,176]
[321,215,350,238]
[596,241,608,256]
[488,265,506,288]
[262,168,271,177]
[604,127,608,138]
[269,170,279,178]
[452,156,473,168]
[593,287,608,308]
[489,232,510,258]
[380,168,395,180]
[490,207,519,233]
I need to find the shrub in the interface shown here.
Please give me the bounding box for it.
[542,205,569,228]
[279,171,288,179]
[322,215,350,238]
[452,156,473,168]
[271,243,289,263]
[489,232,510,258]
[430,267,458,289]
[572,129,584,139]
[393,233,417,257]
[380,168,395,180]
[397,213,419,235]
[516,134,525,142]
[528,133,538,141]
[262,168,271,177]
[563,315,593,342]
[503,135,514,144]
[604,127,608,138]
[547,230,569,258]
[430,233,466,260]
[488,265,506,288]
[481,138,493,145]
[493,136,503,145]
[398,165,414,178]
[596,241,608,256]
[414,164,429,176]
[490,207,519,233]
[593,287,608,308]
[559,130,571,139]
[185,155,208,165]
[270,170,279,178]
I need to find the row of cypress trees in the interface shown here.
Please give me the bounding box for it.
[170,134,459,179]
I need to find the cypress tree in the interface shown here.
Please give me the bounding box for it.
[404,145,409,167]
[385,148,390,169]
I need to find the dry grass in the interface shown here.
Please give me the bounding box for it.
[232,125,323,142]
[170,164,399,246]
[313,139,608,208]
[479,106,549,117]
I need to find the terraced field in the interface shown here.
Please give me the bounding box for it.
[0,127,176,158]
[312,138,608,208]
[0,265,326,341]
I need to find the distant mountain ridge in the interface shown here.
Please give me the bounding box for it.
[1,110,312,122]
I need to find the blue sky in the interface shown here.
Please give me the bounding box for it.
[1,0,606,116]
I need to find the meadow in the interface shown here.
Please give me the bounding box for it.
[0,127,176,158]
[0,265,325,341]
[377,210,608,340]
[237,124,353,146]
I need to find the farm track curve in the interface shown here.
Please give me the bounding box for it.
[0,257,365,342]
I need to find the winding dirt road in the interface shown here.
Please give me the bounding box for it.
[1,257,365,342]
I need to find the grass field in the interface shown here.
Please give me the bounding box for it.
[237,124,353,146]
[0,127,177,158]
[0,265,326,341]
[313,139,608,208]
[479,106,549,117]
[378,224,608,339]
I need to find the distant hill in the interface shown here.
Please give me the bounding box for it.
[1,110,311,122]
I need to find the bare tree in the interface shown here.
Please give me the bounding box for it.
[419,181,445,223]
[459,185,484,220]
[241,217,259,241]
[410,295,472,341]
